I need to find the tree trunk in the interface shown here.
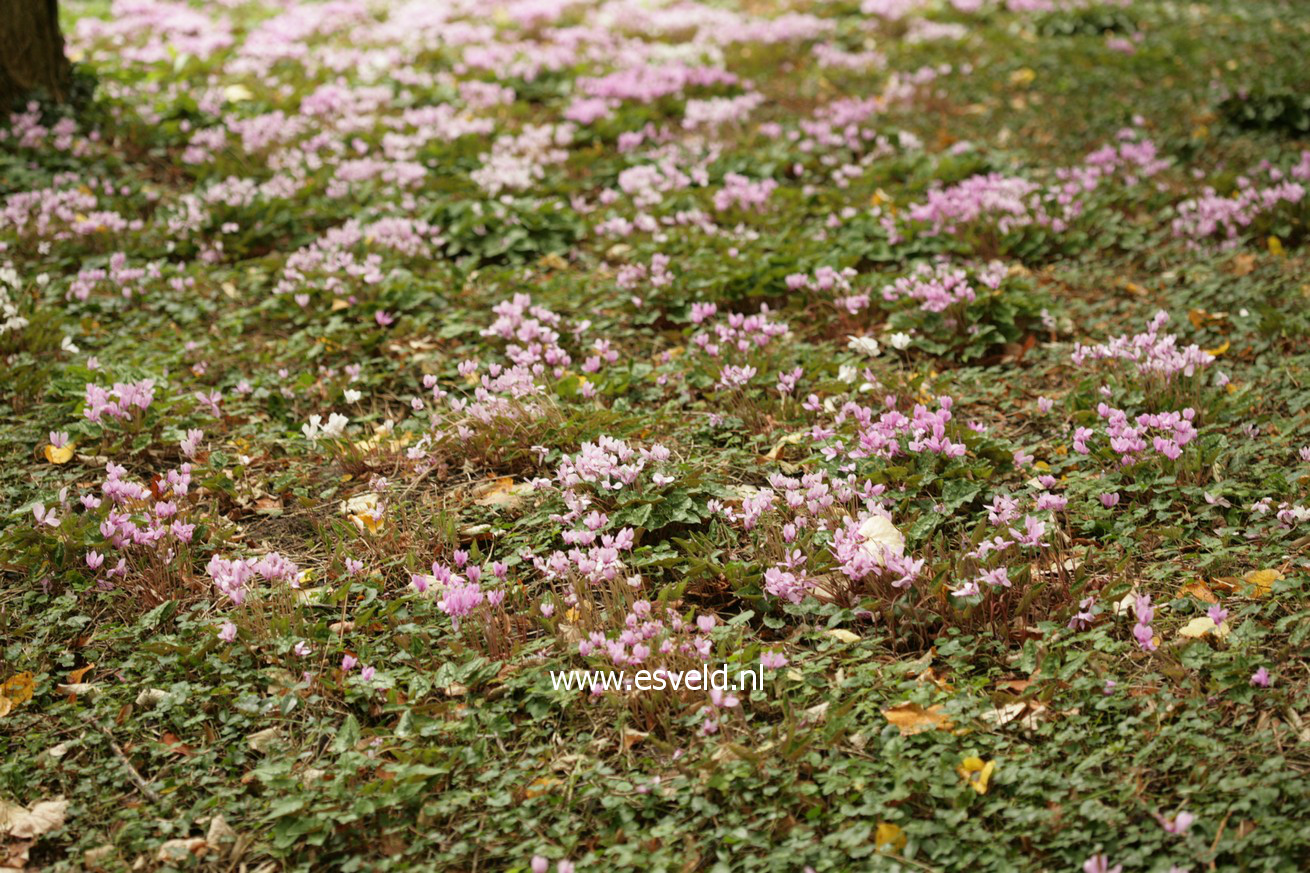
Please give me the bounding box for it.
[0,0,71,108]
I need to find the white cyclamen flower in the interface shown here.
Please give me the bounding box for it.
[847,335,881,357]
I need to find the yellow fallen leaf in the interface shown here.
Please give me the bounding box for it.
[874,822,907,852]
[67,663,96,684]
[958,756,995,794]
[1244,568,1283,597]
[348,513,382,534]
[1205,340,1229,357]
[881,702,951,736]
[1,672,35,706]
[44,443,75,464]
[1268,236,1285,257]
[1178,616,1230,639]
[523,775,560,799]
[824,628,861,644]
[1009,67,1036,87]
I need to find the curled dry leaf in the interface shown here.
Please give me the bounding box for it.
[54,683,98,700]
[135,688,168,706]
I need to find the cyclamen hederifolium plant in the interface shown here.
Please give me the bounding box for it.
[4,0,1310,871]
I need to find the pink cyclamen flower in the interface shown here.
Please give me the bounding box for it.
[360,665,376,681]
[218,621,237,643]
[294,641,312,657]
[557,862,575,873]
[1250,667,1270,687]
[1100,492,1120,508]
[1083,855,1122,873]
[341,654,358,671]
[1206,604,1228,626]
[375,310,394,326]
[531,858,549,873]
[760,650,788,669]
[1158,811,1195,835]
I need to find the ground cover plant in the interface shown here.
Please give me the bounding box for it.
[2,0,1310,870]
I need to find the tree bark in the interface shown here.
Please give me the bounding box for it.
[0,0,71,108]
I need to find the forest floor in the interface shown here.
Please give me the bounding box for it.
[2,0,1309,870]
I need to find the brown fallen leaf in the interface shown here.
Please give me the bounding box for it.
[160,732,195,757]
[1228,253,1256,276]
[1176,581,1219,605]
[621,728,648,751]
[882,702,951,736]
[67,664,96,685]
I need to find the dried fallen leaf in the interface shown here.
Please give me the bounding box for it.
[205,813,236,848]
[135,688,168,706]
[621,728,648,751]
[522,776,561,799]
[881,702,951,736]
[824,628,861,644]
[958,756,996,794]
[874,822,907,852]
[43,443,75,465]
[0,674,34,707]
[54,683,98,700]
[1229,253,1256,276]
[1177,616,1230,640]
[471,477,532,510]
[156,837,209,863]
[0,798,68,839]
[67,664,95,685]
[1176,582,1218,604]
[246,728,281,753]
[1244,568,1283,597]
